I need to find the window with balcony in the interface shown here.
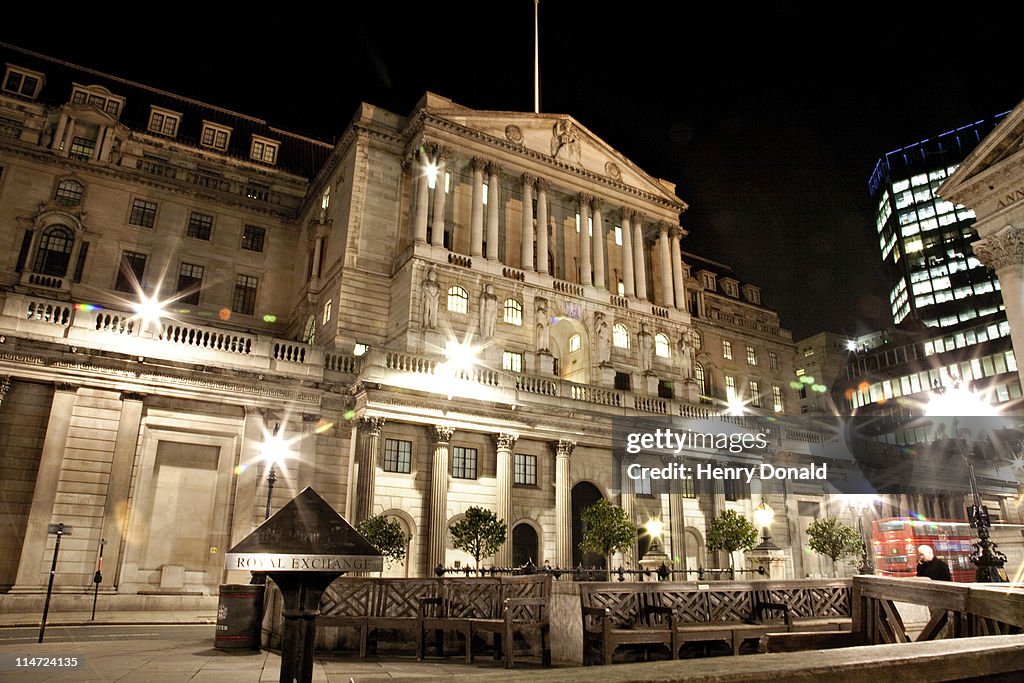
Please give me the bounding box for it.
[148,107,180,138]
[232,274,258,315]
[503,298,522,325]
[502,351,523,373]
[176,262,204,305]
[655,333,670,358]
[447,286,468,313]
[54,179,84,206]
[613,323,629,348]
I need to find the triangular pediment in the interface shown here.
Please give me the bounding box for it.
[941,100,1024,203]
[418,94,686,210]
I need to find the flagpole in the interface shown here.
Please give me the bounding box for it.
[534,0,540,113]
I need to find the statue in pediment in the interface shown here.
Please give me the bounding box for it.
[551,119,581,166]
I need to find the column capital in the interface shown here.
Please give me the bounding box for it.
[591,197,604,212]
[471,156,488,172]
[429,143,449,162]
[521,172,535,187]
[535,177,549,193]
[359,416,386,436]
[633,212,646,226]
[495,432,519,450]
[486,161,502,176]
[577,192,593,206]
[432,425,455,444]
[621,208,636,223]
[669,224,683,239]
[552,439,576,458]
[973,226,1024,271]
[401,157,413,173]
[659,221,671,234]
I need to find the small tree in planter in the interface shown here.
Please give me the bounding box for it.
[806,516,863,577]
[357,515,408,570]
[579,499,636,577]
[705,510,759,570]
[449,506,507,569]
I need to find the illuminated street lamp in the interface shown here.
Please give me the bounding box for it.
[752,499,779,551]
[639,517,670,580]
[132,293,167,333]
[260,423,290,521]
[925,380,1008,582]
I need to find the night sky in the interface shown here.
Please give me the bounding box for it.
[4,4,1021,340]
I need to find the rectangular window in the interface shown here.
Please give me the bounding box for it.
[148,108,180,137]
[250,137,279,165]
[187,212,213,240]
[725,375,737,401]
[772,385,784,413]
[232,274,258,315]
[746,345,757,365]
[502,351,523,373]
[724,479,747,501]
[129,199,158,228]
[200,123,230,151]
[177,263,204,305]
[658,379,674,399]
[722,340,733,360]
[614,226,622,245]
[383,438,412,473]
[768,351,779,370]
[322,299,333,324]
[750,380,762,408]
[679,476,695,499]
[241,224,266,252]
[115,251,147,293]
[68,136,95,161]
[635,472,652,496]
[514,453,537,486]
[614,371,631,391]
[452,446,478,480]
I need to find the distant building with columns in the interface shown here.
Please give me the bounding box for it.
[5,43,1010,607]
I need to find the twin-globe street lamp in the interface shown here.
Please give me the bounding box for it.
[924,379,1008,582]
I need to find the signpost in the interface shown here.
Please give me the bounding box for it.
[39,523,72,643]
[224,487,381,683]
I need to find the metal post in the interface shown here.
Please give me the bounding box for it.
[265,464,278,521]
[91,539,106,621]
[39,523,65,643]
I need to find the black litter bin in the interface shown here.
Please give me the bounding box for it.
[214,584,263,649]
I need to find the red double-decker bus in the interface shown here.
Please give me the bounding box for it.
[872,518,975,582]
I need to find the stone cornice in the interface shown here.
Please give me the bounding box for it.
[416,112,688,213]
[941,147,1024,208]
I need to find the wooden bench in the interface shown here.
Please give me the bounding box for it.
[580,579,852,665]
[316,575,551,668]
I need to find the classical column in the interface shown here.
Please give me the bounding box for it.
[620,210,635,297]
[536,179,550,274]
[430,151,447,248]
[670,226,686,311]
[470,157,485,258]
[633,213,648,300]
[60,118,76,157]
[592,198,606,290]
[13,385,77,589]
[659,223,674,308]
[494,433,519,568]
[578,194,592,286]
[428,426,455,571]
[486,163,501,261]
[412,149,430,244]
[973,227,1024,387]
[310,234,324,286]
[619,466,636,569]
[354,417,386,524]
[99,392,144,585]
[521,174,535,271]
[553,439,576,568]
[668,485,686,570]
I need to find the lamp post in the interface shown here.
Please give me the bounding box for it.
[639,517,670,580]
[848,497,874,575]
[752,499,779,551]
[926,381,1007,583]
[252,423,288,587]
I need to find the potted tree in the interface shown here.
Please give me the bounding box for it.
[806,516,863,578]
[449,506,507,570]
[356,515,408,572]
[579,499,636,579]
[706,510,759,573]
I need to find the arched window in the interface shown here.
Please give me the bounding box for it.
[612,323,629,348]
[503,298,522,325]
[33,225,74,276]
[447,285,468,314]
[568,334,581,353]
[302,315,316,345]
[655,333,670,358]
[54,179,84,206]
[695,362,706,395]
[692,330,702,350]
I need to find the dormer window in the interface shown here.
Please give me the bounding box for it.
[701,272,716,290]
[69,85,124,118]
[148,107,180,138]
[250,136,278,165]
[200,122,231,151]
[720,278,740,298]
[3,65,43,99]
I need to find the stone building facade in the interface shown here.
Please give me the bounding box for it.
[0,44,866,603]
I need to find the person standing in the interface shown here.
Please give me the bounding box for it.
[916,545,952,581]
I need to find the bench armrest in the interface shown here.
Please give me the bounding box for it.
[751,601,792,626]
[640,604,675,628]
[503,597,548,624]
